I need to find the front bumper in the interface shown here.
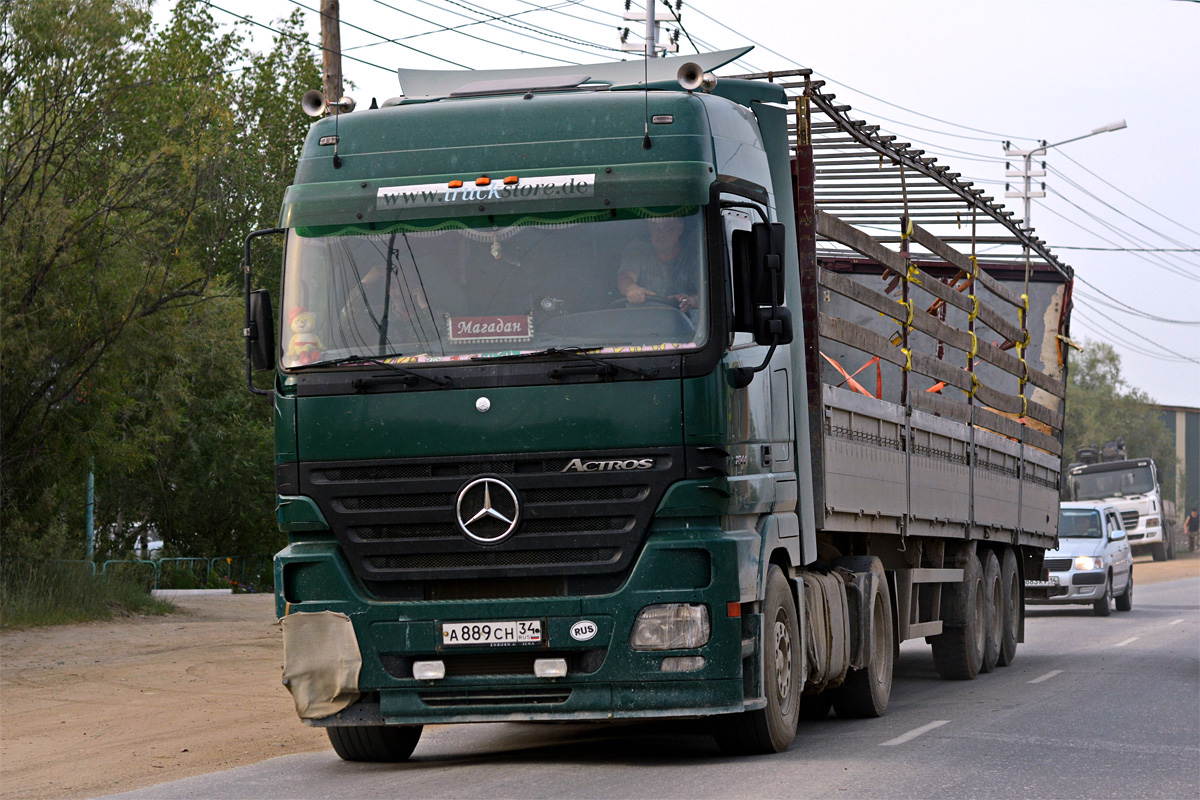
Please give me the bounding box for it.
[275,525,753,725]
[1026,568,1106,605]
[1127,524,1164,546]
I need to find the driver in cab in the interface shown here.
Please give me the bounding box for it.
[616,215,700,315]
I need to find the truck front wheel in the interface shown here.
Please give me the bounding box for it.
[713,565,800,755]
[930,551,984,680]
[327,724,423,762]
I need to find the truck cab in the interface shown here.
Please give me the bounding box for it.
[1065,459,1174,560]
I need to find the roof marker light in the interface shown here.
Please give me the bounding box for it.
[476,176,491,186]
[448,180,463,188]
[504,176,519,185]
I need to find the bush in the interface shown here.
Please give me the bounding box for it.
[0,559,173,630]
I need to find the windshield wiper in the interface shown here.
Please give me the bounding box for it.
[472,347,657,378]
[290,355,451,387]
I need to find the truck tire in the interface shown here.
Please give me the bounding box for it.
[327,725,423,762]
[830,556,893,718]
[1116,569,1133,612]
[713,566,800,755]
[1166,525,1176,560]
[1151,541,1167,561]
[930,551,984,680]
[1092,573,1112,617]
[996,547,1020,667]
[979,551,1002,674]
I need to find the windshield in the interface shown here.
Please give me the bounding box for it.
[1070,465,1154,500]
[279,207,707,369]
[1059,508,1102,538]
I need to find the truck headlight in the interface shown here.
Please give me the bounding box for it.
[1145,516,1159,528]
[1074,555,1104,571]
[629,603,710,650]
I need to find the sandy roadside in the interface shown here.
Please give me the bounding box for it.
[0,593,327,800]
[1,551,1195,799]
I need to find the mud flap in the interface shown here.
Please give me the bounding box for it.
[281,610,362,719]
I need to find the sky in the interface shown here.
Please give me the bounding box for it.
[163,0,1200,406]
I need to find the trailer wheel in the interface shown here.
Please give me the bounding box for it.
[996,547,1020,667]
[980,551,1002,674]
[830,556,893,718]
[327,725,422,762]
[930,551,984,680]
[713,566,800,755]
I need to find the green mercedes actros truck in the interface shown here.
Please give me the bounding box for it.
[244,49,1074,761]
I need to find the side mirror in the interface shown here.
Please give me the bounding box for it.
[754,306,793,347]
[750,222,786,306]
[247,289,276,372]
[1110,528,1126,542]
[730,222,787,330]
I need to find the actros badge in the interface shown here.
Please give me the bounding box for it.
[455,477,520,544]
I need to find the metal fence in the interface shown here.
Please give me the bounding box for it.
[95,554,274,591]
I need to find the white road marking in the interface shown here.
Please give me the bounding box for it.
[880,720,950,746]
[1169,619,1184,626]
[1115,637,1139,647]
[1028,669,1063,684]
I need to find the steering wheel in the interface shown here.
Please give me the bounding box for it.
[607,294,685,310]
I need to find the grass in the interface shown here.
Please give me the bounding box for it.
[0,559,175,630]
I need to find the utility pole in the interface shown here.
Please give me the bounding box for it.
[621,2,681,57]
[1004,120,1126,231]
[321,0,343,102]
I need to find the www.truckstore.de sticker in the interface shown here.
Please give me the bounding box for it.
[377,174,595,209]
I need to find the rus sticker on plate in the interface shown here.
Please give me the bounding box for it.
[447,315,533,344]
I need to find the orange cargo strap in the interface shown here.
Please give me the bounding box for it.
[821,352,881,399]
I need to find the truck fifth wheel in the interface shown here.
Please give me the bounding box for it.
[244,49,1073,760]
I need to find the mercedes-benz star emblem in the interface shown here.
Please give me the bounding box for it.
[455,477,520,544]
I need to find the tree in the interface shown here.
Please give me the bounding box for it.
[1063,340,1179,501]
[1,0,319,557]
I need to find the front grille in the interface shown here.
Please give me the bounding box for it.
[1120,510,1140,530]
[1044,557,1072,572]
[418,687,572,707]
[301,448,684,588]
[367,547,619,571]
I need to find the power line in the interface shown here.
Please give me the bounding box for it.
[681,2,1040,142]
[1056,246,1200,252]
[1074,287,1200,326]
[1046,163,1199,254]
[1057,150,1200,239]
[342,0,575,52]
[1039,194,1200,282]
[1072,297,1200,364]
[431,0,623,55]
[351,0,580,65]
[196,0,463,71]
[1071,316,1197,364]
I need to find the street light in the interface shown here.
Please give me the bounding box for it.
[1004,120,1127,230]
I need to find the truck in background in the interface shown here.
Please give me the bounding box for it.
[243,49,1074,760]
[1066,441,1176,560]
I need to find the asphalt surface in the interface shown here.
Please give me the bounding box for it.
[98,577,1199,800]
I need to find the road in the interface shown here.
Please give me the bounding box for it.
[99,575,1199,800]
